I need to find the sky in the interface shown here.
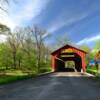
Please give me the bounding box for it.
[0,0,100,48]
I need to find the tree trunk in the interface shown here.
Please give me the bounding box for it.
[13,51,16,69]
[18,59,21,69]
[37,48,41,73]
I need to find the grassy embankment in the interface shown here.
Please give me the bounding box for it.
[86,66,100,80]
[0,69,36,84]
[0,69,51,85]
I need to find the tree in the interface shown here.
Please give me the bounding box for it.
[79,45,91,53]
[0,0,9,12]
[14,27,50,73]
[17,28,37,71]
[94,41,100,51]
[30,26,47,73]
[90,41,100,60]
[79,45,92,65]
[0,43,13,70]
[0,25,51,74]
[0,23,10,33]
[50,34,71,51]
[7,31,20,69]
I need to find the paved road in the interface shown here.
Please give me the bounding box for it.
[0,72,100,100]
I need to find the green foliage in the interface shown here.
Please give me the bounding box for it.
[86,65,100,75]
[39,60,51,73]
[79,45,91,53]
[0,75,33,84]
[79,45,92,65]
[0,43,13,70]
[95,41,100,50]
[65,61,75,68]
[0,26,51,78]
[22,53,37,72]
[0,23,10,33]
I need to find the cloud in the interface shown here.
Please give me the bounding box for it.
[43,12,88,38]
[46,0,100,35]
[47,13,88,33]
[0,0,50,30]
[46,8,91,38]
[0,16,16,30]
[0,35,7,42]
[76,34,100,45]
[14,0,49,23]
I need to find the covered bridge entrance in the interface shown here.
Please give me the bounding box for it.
[51,44,87,72]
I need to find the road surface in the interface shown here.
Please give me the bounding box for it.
[0,72,100,100]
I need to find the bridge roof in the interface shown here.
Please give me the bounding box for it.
[51,44,87,55]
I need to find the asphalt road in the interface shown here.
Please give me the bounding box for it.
[0,72,100,100]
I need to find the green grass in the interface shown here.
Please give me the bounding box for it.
[0,70,36,85]
[0,75,33,84]
[86,66,100,80]
[95,77,100,80]
[86,66,100,74]
[0,69,51,85]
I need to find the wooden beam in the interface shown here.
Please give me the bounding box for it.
[55,56,65,63]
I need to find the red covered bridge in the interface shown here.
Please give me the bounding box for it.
[51,44,87,72]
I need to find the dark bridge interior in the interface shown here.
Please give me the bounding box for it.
[55,52,82,72]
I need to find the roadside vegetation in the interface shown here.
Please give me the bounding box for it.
[80,42,100,79]
[87,66,100,75]
[0,24,52,84]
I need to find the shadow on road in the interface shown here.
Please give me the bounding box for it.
[0,72,100,100]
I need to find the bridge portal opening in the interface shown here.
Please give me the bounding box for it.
[51,44,87,72]
[65,61,75,72]
[55,52,82,72]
